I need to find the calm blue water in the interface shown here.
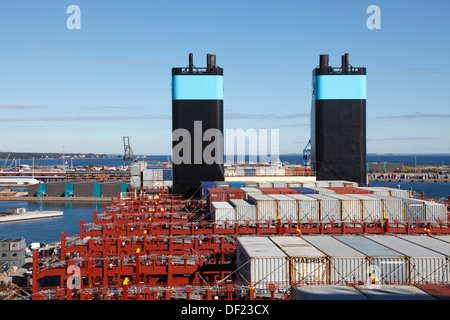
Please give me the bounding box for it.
[8,154,450,167]
[369,181,450,200]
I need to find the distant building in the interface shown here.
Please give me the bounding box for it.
[368,162,404,172]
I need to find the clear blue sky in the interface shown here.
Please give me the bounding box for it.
[1,0,449,155]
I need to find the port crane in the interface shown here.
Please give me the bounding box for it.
[123,136,136,165]
[302,140,311,167]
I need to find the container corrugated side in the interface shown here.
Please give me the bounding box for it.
[257,182,273,188]
[275,187,299,195]
[346,194,384,221]
[302,236,368,284]
[223,187,245,201]
[272,182,287,188]
[364,194,404,221]
[334,235,408,284]
[367,235,449,284]
[423,201,448,221]
[267,194,298,222]
[396,235,450,257]
[287,182,302,188]
[307,187,337,195]
[257,187,281,195]
[403,198,425,221]
[289,187,318,195]
[358,187,391,196]
[247,194,278,221]
[211,202,236,226]
[236,237,289,289]
[287,194,320,221]
[229,199,257,221]
[270,236,328,284]
[305,194,341,222]
[327,194,361,221]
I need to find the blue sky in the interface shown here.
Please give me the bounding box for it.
[0,0,449,155]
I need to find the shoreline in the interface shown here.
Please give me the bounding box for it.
[0,196,112,202]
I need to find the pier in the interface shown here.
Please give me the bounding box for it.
[0,210,63,223]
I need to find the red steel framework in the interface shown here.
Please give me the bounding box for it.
[31,189,450,300]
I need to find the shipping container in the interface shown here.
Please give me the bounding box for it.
[130,176,141,189]
[403,198,425,221]
[265,168,276,176]
[286,182,302,188]
[214,181,230,188]
[163,169,172,181]
[270,236,327,284]
[272,182,287,188]
[396,235,450,257]
[314,181,331,188]
[423,201,448,221]
[235,167,245,176]
[240,187,263,199]
[305,195,341,222]
[326,194,362,221]
[236,237,289,289]
[267,194,298,222]
[255,168,266,176]
[432,236,450,245]
[346,194,384,221]
[355,285,436,300]
[301,182,317,188]
[306,187,337,195]
[374,187,410,198]
[206,188,227,212]
[327,181,345,188]
[211,202,236,226]
[223,188,245,201]
[257,187,281,195]
[364,194,404,221]
[200,181,215,200]
[229,199,257,221]
[247,194,278,221]
[276,168,285,176]
[416,284,450,300]
[244,168,255,176]
[291,285,368,300]
[275,187,298,195]
[366,235,449,284]
[143,169,164,181]
[243,181,258,187]
[287,194,320,221]
[334,235,408,284]
[257,182,273,188]
[289,187,318,195]
[229,182,244,188]
[303,236,367,284]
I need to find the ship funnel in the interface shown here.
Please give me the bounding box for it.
[189,53,194,73]
[319,54,329,69]
[341,53,349,73]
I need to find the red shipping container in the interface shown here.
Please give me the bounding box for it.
[223,188,245,200]
[325,187,353,194]
[257,187,282,195]
[274,187,299,195]
[207,188,227,212]
[347,187,372,194]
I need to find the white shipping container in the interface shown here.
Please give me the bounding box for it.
[211,202,236,226]
[257,181,272,188]
[272,182,287,188]
[276,168,286,176]
[255,168,266,176]
[287,182,302,188]
[346,194,384,221]
[247,194,278,221]
[229,199,257,221]
[358,187,390,196]
[130,176,141,188]
[236,237,289,288]
[287,194,320,221]
[302,236,368,284]
[265,168,276,176]
[306,187,337,195]
[267,194,298,222]
[240,187,263,199]
[327,194,361,221]
[423,201,447,221]
[301,183,317,188]
[314,181,331,188]
[270,236,327,284]
[367,235,449,284]
[306,194,341,222]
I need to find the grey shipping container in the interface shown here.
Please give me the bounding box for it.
[364,194,404,221]
[305,194,341,222]
[302,236,367,284]
[396,235,450,257]
[334,235,408,284]
[291,285,368,300]
[403,198,425,221]
[247,194,278,222]
[326,194,361,221]
[236,236,289,289]
[267,194,298,222]
[229,199,257,222]
[366,235,449,284]
[270,236,328,284]
[287,194,319,221]
[240,187,263,199]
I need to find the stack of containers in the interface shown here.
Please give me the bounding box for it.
[315,181,331,188]
[229,199,257,222]
[334,235,408,284]
[255,168,266,176]
[270,236,328,284]
[257,182,272,188]
[142,167,164,188]
[301,182,317,188]
[130,161,144,189]
[214,181,230,188]
[229,182,244,188]
[365,194,404,221]
[422,201,448,221]
[211,202,236,226]
[302,236,368,284]
[235,167,245,176]
[375,187,410,198]
[206,188,227,212]
[223,188,245,201]
[243,181,258,187]
[240,187,263,199]
[236,237,289,289]
[397,235,450,261]
[347,194,384,221]
[287,194,319,221]
[326,194,362,221]
[265,168,276,176]
[247,194,278,222]
[272,182,287,188]
[306,187,337,195]
[306,194,341,222]
[287,182,302,188]
[245,167,255,176]
[274,187,298,195]
[358,187,391,196]
[257,187,282,195]
[366,235,449,284]
[267,194,298,222]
